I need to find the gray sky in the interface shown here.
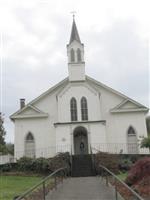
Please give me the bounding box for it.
[0,0,149,143]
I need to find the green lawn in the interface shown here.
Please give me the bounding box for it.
[0,175,42,200]
[117,172,128,181]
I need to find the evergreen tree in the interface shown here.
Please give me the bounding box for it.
[0,112,6,145]
[140,116,150,152]
[146,116,150,136]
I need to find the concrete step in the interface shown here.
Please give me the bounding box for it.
[71,154,96,177]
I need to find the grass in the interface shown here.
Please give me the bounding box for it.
[117,172,128,181]
[0,175,42,200]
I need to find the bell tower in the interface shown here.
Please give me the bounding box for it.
[67,17,85,81]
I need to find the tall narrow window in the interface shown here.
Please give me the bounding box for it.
[81,97,88,120]
[25,132,35,158]
[71,48,75,62]
[70,98,78,121]
[127,126,138,154]
[77,48,81,62]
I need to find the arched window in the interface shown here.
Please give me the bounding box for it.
[71,48,75,62]
[70,98,78,121]
[127,126,138,154]
[77,48,81,62]
[81,97,88,121]
[25,132,35,158]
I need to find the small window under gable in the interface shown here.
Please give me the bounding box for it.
[70,97,78,121]
[25,132,35,158]
[81,97,88,121]
[77,48,81,62]
[71,48,75,62]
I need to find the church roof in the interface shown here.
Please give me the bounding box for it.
[69,19,81,44]
[10,76,149,120]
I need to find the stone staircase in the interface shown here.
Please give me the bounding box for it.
[71,154,96,177]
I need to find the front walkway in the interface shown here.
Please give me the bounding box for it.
[46,177,123,200]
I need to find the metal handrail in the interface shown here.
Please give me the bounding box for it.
[70,145,73,176]
[16,167,67,200]
[90,146,144,200]
[90,145,95,172]
[99,164,144,200]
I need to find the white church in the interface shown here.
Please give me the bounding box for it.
[10,19,149,159]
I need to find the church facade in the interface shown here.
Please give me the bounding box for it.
[10,19,149,159]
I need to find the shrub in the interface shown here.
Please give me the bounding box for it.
[118,158,132,172]
[17,157,35,172]
[133,176,150,198]
[34,157,49,173]
[16,153,71,175]
[94,152,119,174]
[125,157,150,186]
[0,163,18,172]
[0,163,12,172]
[48,152,71,175]
[141,137,150,151]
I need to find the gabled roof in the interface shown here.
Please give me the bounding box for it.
[10,105,49,120]
[10,78,68,120]
[86,76,149,113]
[15,105,47,115]
[110,99,148,113]
[69,19,81,44]
[10,75,149,121]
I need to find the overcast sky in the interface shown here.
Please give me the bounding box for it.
[0,0,149,143]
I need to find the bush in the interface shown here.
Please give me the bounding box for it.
[34,157,49,173]
[141,137,150,151]
[16,153,71,175]
[0,163,18,172]
[125,157,150,186]
[118,158,132,172]
[125,157,150,198]
[48,152,70,174]
[94,152,119,174]
[17,157,35,172]
[0,163,12,172]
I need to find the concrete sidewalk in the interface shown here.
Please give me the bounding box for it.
[46,177,123,200]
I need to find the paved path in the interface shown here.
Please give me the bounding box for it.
[46,177,122,200]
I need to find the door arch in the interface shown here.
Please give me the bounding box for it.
[73,126,88,155]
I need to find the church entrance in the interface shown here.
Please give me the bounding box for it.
[73,126,88,155]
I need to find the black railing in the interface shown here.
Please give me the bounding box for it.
[90,145,96,173]
[70,145,73,176]
[99,164,144,200]
[15,168,67,200]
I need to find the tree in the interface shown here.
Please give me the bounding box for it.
[6,143,14,155]
[0,112,6,154]
[0,112,6,145]
[140,116,150,152]
[141,137,150,152]
[146,116,150,136]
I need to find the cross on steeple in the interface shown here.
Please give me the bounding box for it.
[70,11,76,20]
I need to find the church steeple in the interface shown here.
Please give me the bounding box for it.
[69,18,81,44]
[67,18,85,82]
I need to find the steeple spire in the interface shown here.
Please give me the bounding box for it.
[67,17,85,81]
[69,18,81,44]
